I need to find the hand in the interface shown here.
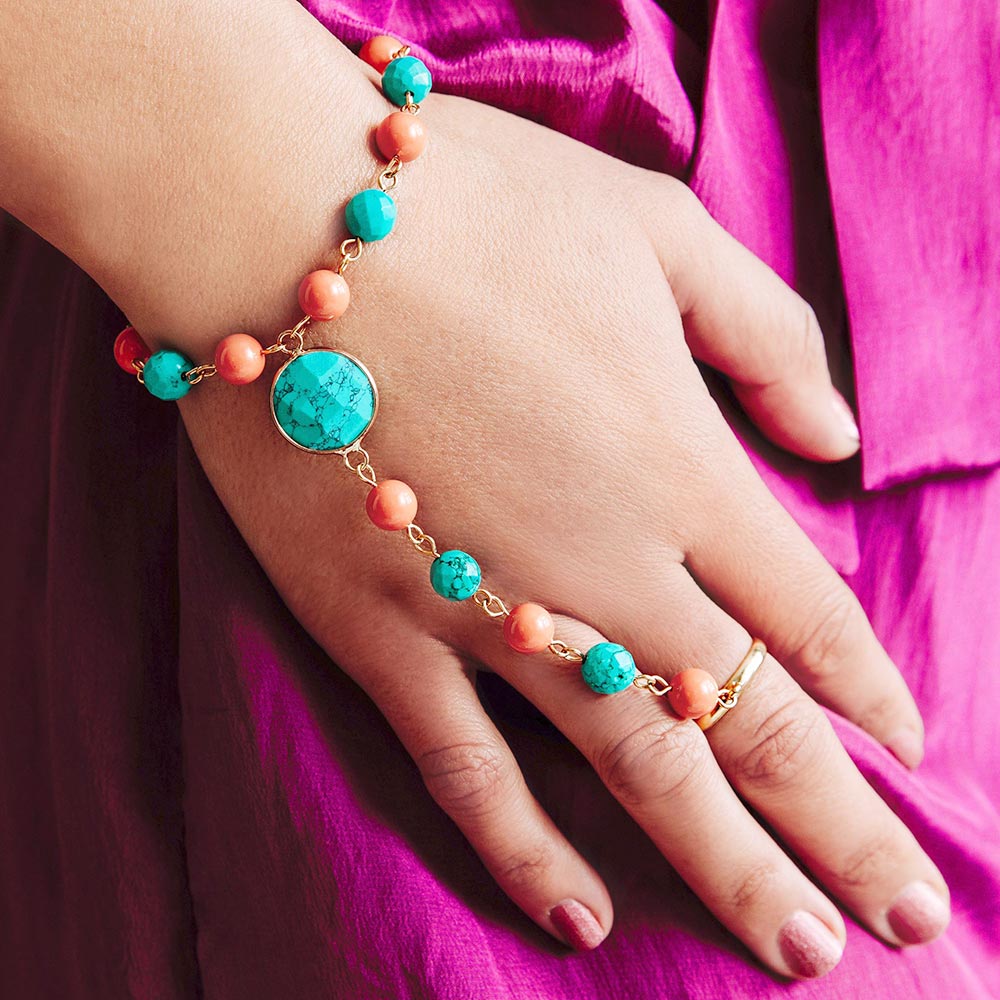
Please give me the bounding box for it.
[13,3,944,979]
[121,54,948,980]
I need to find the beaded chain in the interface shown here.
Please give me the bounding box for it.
[112,35,741,725]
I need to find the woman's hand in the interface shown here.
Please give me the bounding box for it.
[2,0,948,980]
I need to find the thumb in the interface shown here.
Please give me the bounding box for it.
[648,182,860,462]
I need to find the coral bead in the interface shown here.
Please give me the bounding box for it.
[503,603,555,654]
[213,334,265,385]
[113,326,150,373]
[360,35,402,73]
[366,480,418,531]
[376,111,427,162]
[297,270,351,322]
[667,668,720,720]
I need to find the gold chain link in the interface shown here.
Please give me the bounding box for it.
[405,523,440,559]
[183,362,218,386]
[548,641,585,664]
[378,155,403,192]
[338,237,364,275]
[472,588,511,619]
[633,673,672,697]
[343,444,378,486]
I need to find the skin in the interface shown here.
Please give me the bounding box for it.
[0,0,949,979]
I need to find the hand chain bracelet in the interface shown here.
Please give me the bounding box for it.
[112,35,762,727]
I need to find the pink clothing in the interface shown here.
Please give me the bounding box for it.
[1,1,998,996]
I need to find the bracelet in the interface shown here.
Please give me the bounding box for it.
[112,35,762,726]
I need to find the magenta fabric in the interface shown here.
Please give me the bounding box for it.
[1,1,999,997]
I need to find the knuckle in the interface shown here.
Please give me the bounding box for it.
[731,862,782,914]
[493,841,557,894]
[736,696,830,789]
[597,717,706,808]
[830,829,905,889]
[418,740,512,818]
[789,586,865,681]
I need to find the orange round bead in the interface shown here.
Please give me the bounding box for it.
[503,603,556,654]
[366,480,418,531]
[113,325,150,373]
[667,668,720,720]
[298,270,351,322]
[214,333,265,385]
[359,35,402,73]
[376,111,428,162]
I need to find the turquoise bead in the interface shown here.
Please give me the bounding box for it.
[143,349,193,400]
[430,549,481,601]
[271,349,376,452]
[382,55,433,106]
[581,643,637,694]
[345,189,397,242]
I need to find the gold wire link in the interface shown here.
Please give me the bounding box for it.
[378,155,403,192]
[717,688,739,710]
[263,315,312,357]
[183,362,218,386]
[406,523,440,559]
[391,45,411,59]
[342,444,378,486]
[403,93,420,114]
[472,588,511,619]
[338,237,365,275]
[632,673,672,697]
[548,640,584,664]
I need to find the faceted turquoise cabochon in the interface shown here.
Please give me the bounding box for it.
[143,349,193,401]
[382,55,433,106]
[271,350,376,452]
[345,189,396,242]
[581,642,637,694]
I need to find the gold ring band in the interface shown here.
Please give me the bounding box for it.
[696,638,767,731]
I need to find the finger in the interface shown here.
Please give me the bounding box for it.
[647,179,860,462]
[360,637,613,952]
[475,616,847,980]
[684,431,925,767]
[594,563,950,947]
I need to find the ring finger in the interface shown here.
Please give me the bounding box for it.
[473,612,848,979]
[588,565,951,947]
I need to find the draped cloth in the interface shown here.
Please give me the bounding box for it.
[0,2,998,996]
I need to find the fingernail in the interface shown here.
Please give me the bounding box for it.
[887,881,950,945]
[549,899,605,951]
[777,911,844,978]
[831,390,861,443]
[886,728,924,769]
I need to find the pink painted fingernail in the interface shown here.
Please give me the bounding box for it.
[831,390,861,443]
[887,882,950,944]
[777,911,844,978]
[886,728,924,769]
[549,899,605,951]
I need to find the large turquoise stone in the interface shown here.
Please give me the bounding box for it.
[345,189,397,242]
[382,56,433,106]
[430,549,481,601]
[143,349,193,401]
[581,642,637,694]
[271,350,376,452]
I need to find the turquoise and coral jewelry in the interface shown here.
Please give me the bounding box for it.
[112,35,765,726]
